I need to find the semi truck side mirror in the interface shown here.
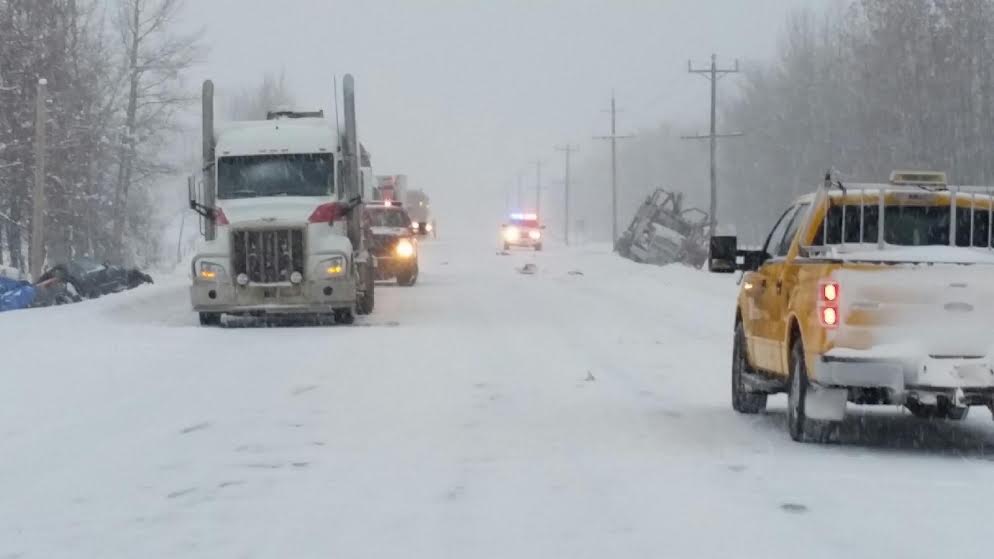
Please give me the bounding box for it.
[708,236,738,273]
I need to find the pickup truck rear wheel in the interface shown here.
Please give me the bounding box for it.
[787,340,835,443]
[732,323,767,414]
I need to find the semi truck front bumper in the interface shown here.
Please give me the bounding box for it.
[191,277,356,315]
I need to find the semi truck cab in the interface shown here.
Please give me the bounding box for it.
[190,77,374,325]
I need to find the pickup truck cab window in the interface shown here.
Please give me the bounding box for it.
[775,203,810,256]
[763,205,799,258]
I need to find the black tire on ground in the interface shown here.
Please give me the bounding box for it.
[356,263,375,315]
[503,243,510,251]
[334,309,355,325]
[906,400,939,419]
[787,339,835,443]
[945,405,970,421]
[732,322,767,414]
[199,312,222,326]
[396,265,418,287]
[535,243,543,251]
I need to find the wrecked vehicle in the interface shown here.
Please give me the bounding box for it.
[0,265,90,312]
[38,257,153,299]
[615,188,710,267]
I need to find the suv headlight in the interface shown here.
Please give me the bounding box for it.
[395,238,415,258]
[321,256,347,278]
[197,261,227,281]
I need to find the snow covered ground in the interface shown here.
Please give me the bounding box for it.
[4,238,994,558]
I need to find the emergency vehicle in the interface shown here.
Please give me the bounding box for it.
[501,213,544,251]
[710,171,994,442]
[365,201,418,286]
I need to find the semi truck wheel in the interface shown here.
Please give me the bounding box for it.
[199,312,221,326]
[356,263,375,315]
[334,309,355,325]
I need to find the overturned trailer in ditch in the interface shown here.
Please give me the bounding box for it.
[615,188,710,268]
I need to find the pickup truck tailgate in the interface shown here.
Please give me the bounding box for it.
[834,263,994,357]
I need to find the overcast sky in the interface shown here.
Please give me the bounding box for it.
[186,0,833,228]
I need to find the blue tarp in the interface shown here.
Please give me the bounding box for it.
[0,277,36,312]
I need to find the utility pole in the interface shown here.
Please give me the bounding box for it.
[683,54,743,239]
[555,144,579,246]
[533,160,543,218]
[594,90,634,243]
[30,78,47,281]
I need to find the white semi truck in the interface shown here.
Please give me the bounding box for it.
[188,75,375,326]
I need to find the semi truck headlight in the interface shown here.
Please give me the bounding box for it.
[322,256,346,278]
[503,226,520,241]
[528,230,541,240]
[198,261,226,281]
[396,239,415,258]
[290,271,303,284]
[236,273,249,286]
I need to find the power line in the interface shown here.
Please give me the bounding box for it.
[555,144,579,246]
[682,54,743,239]
[594,90,635,243]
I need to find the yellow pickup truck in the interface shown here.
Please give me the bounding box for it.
[710,171,994,442]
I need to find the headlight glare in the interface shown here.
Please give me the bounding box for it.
[322,256,346,278]
[396,238,415,258]
[198,261,226,281]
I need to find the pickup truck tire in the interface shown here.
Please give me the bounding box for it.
[787,339,835,443]
[906,401,970,421]
[199,312,221,327]
[396,265,418,287]
[945,406,969,421]
[732,323,767,414]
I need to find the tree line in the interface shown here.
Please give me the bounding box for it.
[724,0,994,242]
[573,0,994,246]
[0,0,201,270]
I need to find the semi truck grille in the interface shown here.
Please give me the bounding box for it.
[231,229,305,283]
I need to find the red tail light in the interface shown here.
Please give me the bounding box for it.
[214,208,229,225]
[818,280,840,328]
[308,202,345,224]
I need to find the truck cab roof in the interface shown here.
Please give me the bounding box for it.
[215,118,339,157]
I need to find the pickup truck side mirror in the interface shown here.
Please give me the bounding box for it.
[709,236,738,273]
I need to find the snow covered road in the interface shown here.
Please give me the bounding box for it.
[4,239,994,558]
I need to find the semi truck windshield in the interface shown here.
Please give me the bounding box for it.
[217,153,333,199]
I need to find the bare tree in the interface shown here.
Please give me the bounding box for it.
[226,71,296,121]
[112,0,203,261]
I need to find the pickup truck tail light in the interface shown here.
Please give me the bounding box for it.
[308,202,346,224]
[818,280,840,328]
